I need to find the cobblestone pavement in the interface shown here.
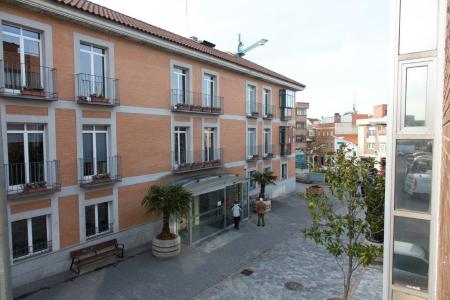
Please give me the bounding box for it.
[15,183,382,300]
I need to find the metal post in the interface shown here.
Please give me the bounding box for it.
[0,107,12,300]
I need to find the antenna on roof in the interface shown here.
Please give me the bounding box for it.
[185,0,189,37]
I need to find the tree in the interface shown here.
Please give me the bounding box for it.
[303,146,382,300]
[252,170,277,199]
[142,185,192,240]
[364,172,385,243]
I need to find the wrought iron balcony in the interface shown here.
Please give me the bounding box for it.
[5,160,61,199]
[78,156,121,187]
[262,104,275,120]
[280,143,293,156]
[171,89,223,114]
[172,148,222,173]
[0,60,57,100]
[246,101,260,118]
[246,145,260,161]
[261,144,275,160]
[76,73,119,106]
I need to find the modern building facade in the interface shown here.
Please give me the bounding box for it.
[0,0,304,287]
[384,0,448,299]
[295,102,309,151]
[357,104,388,164]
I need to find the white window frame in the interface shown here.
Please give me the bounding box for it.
[79,43,107,100]
[173,126,190,166]
[82,125,109,181]
[201,69,219,108]
[11,214,51,260]
[281,163,288,180]
[262,86,272,117]
[247,127,257,158]
[170,60,193,105]
[85,201,112,239]
[248,169,257,190]
[246,83,257,115]
[263,128,272,156]
[203,127,217,161]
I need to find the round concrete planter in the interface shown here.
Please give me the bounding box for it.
[263,200,272,212]
[152,235,181,258]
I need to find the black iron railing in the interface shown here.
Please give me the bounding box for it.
[0,60,57,99]
[246,145,260,161]
[262,144,275,160]
[79,156,121,187]
[5,160,60,198]
[246,101,260,118]
[171,89,223,114]
[86,222,114,238]
[262,104,275,120]
[172,148,222,173]
[76,73,119,106]
[280,144,293,156]
[13,240,52,260]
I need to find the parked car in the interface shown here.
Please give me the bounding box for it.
[393,241,429,291]
[404,157,432,198]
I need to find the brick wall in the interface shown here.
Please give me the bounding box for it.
[437,1,450,298]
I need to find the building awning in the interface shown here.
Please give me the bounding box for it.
[168,173,246,196]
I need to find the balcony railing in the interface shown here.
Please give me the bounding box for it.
[0,60,57,100]
[246,101,260,118]
[172,148,222,173]
[280,143,293,156]
[171,89,223,114]
[246,145,260,161]
[13,240,52,261]
[261,144,275,160]
[5,160,60,199]
[79,156,121,187]
[76,73,119,106]
[262,104,275,120]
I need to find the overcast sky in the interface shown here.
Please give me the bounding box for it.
[92,0,390,118]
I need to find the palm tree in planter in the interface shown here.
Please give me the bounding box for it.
[251,170,277,212]
[142,185,192,258]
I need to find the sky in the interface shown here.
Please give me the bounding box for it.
[91,0,390,119]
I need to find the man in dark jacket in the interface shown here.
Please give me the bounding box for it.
[256,198,267,227]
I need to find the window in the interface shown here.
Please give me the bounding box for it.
[202,73,217,107]
[297,108,307,116]
[368,127,376,136]
[174,127,189,165]
[79,43,106,99]
[2,23,42,91]
[247,84,257,114]
[11,215,50,259]
[368,143,375,150]
[280,126,293,156]
[281,164,288,180]
[263,128,272,156]
[203,127,217,161]
[247,128,257,157]
[296,122,305,129]
[172,66,189,104]
[7,123,45,190]
[85,202,111,238]
[264,167,271,173]
[380,143,386,153]
[82,125,109,179]
[263,88,272,116]
[280,90,295,120]
[404,66,428,127]
[249,170,256,190]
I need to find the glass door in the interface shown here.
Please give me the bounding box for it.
[225,183,244,227]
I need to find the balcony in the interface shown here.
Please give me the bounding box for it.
[5,160,61,199]
[0,60,57,100]
[76,73,119,106]
[261,144,275,160]
[262,104,275,120]
[171,89,223,115]
[246,145,260,161]
[280,144,293,156]
[172,149,222,173]
[79,156,121,188]
[246,101,260,118]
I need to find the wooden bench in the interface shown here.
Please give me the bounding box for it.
[70,239,124,274]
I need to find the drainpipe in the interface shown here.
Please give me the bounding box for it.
[0,112,12,300]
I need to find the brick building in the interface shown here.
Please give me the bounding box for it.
[295,102,309,151]
[0,0,304,287]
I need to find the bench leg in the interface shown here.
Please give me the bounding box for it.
[70,259,80,275]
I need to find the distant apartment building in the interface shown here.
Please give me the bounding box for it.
[295,102,309,151]
[0,0,304,287]
[356,104,388,164]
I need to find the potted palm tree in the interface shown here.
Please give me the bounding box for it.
[142,185,192,258]
[251,170,277,212]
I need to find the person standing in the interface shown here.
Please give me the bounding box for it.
[256,198,267,227]
[231,201,242,230]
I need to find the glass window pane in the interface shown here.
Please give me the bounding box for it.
[2,23,21,34]
[7,124,24,131]
[96,133,107,174]
[85,205,96,236]
[395,140,432,213]
[393,216,430,292]
[28,132,44,183]
[80,51,91,75]
[7,133,25,186]
[3,34,21,90]
[83,125,93,131]
[97,202,109,233]
[93,46,104,55]
[80,44,91,51]
[31,215,47,252]
[83,133,93,176]
[12,219,28,258]
[404,66,428,127]
[23,29,40,39]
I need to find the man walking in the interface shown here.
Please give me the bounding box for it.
[231,201,242,230]
[256,198,266,227]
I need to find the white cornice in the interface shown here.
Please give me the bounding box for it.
[15,0,305,91]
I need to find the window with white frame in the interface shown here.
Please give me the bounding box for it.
[203,127,217,161]
[263,128,272,156]
[202,73,217,107]
[297,108,307,116]
[172,66,189,104]
[247,84,257,114]
[85,202,112,238]
[82,125,109,179]
[7,123,45,191]
[249,170,256,190]
[174,126,189,166]
[263,88,272,116]
[247,128,257,157]
[368,142,375,150]
[368,127,376,136]
[281,163,288,180]
[379,143,386,153]
[403,65,428,127]
[11,214,50,259]
[79,43,106,99]
[2,23,43,91]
